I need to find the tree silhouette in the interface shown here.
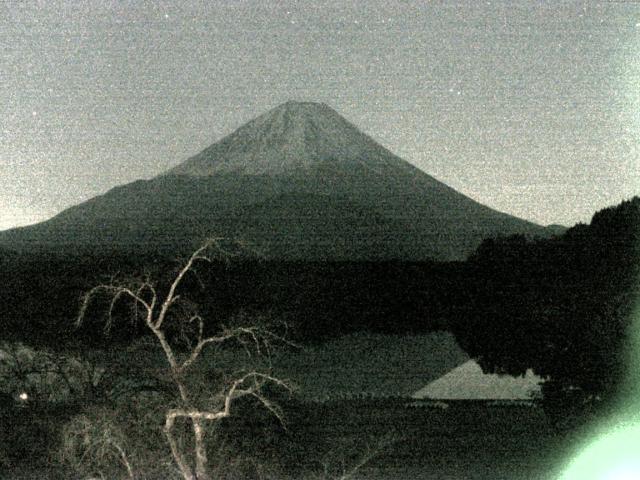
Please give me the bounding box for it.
[454,197,640,422]
[77,239,293,480]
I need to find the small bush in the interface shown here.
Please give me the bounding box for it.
[59,406,136,479]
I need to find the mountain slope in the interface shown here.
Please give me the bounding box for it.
[0,101,554,260]
[168,101,408,176]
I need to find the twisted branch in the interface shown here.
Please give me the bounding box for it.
[76,238,293,480]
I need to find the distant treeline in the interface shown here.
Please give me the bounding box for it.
[453,197,639,416]
[0,246,466,346]
[0,197,638,410]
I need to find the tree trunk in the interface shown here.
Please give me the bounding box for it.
[193,418,210,479]
[165,415,195,480]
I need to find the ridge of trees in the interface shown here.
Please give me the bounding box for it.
[453,196,639,420]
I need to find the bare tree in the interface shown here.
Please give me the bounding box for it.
[77,239,293,480]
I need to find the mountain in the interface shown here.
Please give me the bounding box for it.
[167,100,405,176]
[0,101,555,261]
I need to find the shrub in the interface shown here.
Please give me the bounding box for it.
[59,407,136,479]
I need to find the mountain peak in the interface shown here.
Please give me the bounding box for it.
[279,99,330,110]
[166,101,399,176]
[248,100,335,120]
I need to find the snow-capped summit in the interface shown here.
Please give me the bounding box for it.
[167,101,404,176]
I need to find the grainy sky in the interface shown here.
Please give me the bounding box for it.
[2,0,639,230]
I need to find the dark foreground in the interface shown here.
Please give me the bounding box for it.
[1,398,580,479]
[291,399,572,480]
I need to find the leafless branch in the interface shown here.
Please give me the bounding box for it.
[155,238,221,330]
[73,238,295,480]
[78,283,153,334]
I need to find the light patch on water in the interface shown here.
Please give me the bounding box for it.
[411,359,543,400]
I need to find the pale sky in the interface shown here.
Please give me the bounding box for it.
[2,0,639,230]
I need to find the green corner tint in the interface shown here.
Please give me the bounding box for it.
[559,264,640,479]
